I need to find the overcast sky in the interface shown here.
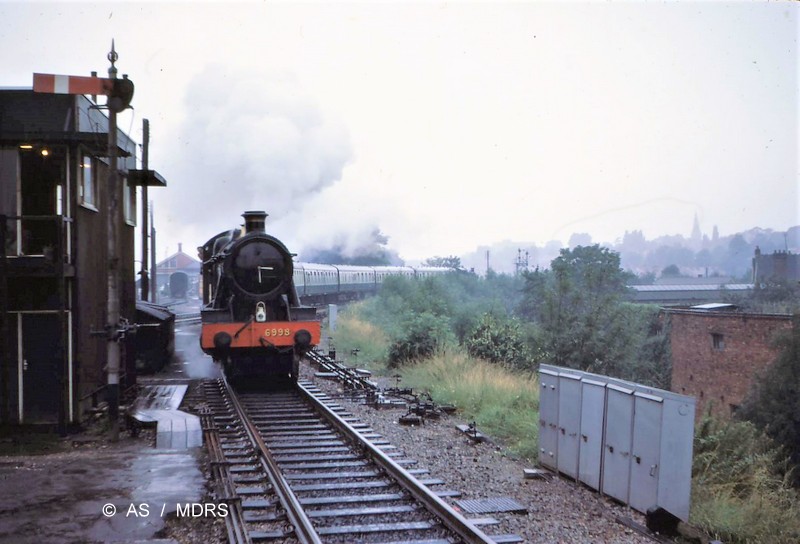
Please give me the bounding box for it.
[1,1,797,262]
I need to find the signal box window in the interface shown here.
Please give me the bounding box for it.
[80,156,97,210]
[711,333,725,351]
[123,176,136,226]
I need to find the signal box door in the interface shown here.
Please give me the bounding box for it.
[21,314,61,424]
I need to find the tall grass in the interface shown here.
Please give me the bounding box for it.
[401,350,540,459]
[690,416,800,543]
[332,305,390,372]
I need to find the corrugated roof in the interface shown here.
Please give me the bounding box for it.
[630,283,752,292]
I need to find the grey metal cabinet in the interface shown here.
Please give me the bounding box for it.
[602,383,635,503]
[557,372,582,479]
[578,378,606,490]
[538,368,559,471]
[538,364,695,522]
[656,394,695,521]
[629,392,663,514]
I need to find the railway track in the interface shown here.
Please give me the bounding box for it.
[187,377,521,544]
[174,311,202,325]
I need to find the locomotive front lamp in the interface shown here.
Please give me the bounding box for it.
[255,301,267,322]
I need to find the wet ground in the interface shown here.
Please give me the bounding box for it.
[0,443,205,544]
[0,299,219,543]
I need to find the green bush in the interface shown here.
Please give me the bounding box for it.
[465,313,532,370]
[739,317,800,483]
[387,312,454,367]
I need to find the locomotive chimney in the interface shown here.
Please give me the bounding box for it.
[242,210,268,234]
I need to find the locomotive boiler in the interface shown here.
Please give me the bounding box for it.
[199,211,320,382]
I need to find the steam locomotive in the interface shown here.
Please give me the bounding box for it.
[199,211,320,382]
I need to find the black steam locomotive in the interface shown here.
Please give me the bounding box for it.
[199,211,320,382]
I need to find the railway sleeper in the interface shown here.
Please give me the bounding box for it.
[315,520,438,535]
[306,504,420,518]
[284,470,382,480]
[299,492,406,506]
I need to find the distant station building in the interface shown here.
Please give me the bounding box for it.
[0,88,167,428]
[147,243,201,302]
[664,305,792,419]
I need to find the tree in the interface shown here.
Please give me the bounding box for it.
[739,318,800,484]
[423,255,462,269]
[519,245,636,375]
[660,264,682,277]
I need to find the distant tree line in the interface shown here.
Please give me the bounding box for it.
[461,225,799,280]
[360,244,670,387]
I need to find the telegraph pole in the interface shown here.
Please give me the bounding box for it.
[140,119,150,301]
[150,206,157,303]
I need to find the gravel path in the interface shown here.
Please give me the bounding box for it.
[300,362,654,544]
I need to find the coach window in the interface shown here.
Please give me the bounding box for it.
[80,155,98,210]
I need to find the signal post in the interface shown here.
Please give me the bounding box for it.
[34,42,135,440]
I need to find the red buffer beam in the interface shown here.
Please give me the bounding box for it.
[33,73,114,95]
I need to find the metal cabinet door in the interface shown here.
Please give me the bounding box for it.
[579,379,606,490]
[630,392,663,514]
[602,384,634,503]
[538,369,559,470]
[657,397,695,522]
[557,373,582,478]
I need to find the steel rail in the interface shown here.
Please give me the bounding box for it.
[200,407,249,544]
[174,311,202,324]
[222,376,322,544]
[306,349,373,390]
[297,381,497,544]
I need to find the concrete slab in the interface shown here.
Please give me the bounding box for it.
[130,385,202,450]
[0,444,205,544]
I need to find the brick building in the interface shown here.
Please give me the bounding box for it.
[154,242,200,297]
[665,307,792,418]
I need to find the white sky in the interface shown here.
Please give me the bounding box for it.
[0,1,797,262]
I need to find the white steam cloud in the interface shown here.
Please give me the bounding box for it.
[157,64,353,249]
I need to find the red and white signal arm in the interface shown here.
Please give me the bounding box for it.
[33,73,115,95]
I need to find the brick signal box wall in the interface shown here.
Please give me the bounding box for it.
[666,309,792,418]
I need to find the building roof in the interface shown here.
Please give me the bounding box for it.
[156,244,200,271]
[690,303,738,311]
[630,283,752,292]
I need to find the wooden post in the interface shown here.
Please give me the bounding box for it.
[0,215,9,424]
[140,119,150,301]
